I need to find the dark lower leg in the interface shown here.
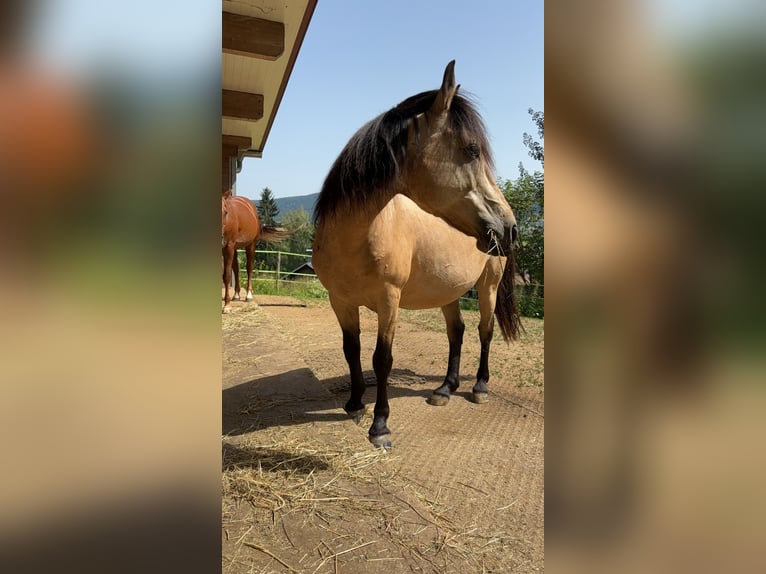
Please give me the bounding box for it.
[331,301,364,417]
[474,318,494,395]
[342,328,365,414]
[434,301,465,397]
[370,336,392,437]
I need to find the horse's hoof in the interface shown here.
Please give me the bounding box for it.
[428,393,450,406]
[233,294,240,301]
[345,408,365,424]
[470,392,489,404]
[245,292,253,301]
[369,434,392,450]
[222,306,232,314]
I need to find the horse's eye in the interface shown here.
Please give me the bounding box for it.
[465,143,480,159]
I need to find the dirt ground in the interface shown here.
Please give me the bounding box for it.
[222,294,543,573]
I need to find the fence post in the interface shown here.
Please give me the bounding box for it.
[275,251,281,293]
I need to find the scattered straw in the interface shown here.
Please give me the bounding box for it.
[222,428,397,515]
[457,481,490,496]
[312,540,377,574]
[223,410,533,573]
[242,541,299,573]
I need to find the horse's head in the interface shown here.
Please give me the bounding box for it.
[406,61,517,255]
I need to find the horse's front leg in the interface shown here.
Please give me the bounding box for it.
[369,287,400,449]
[429,300,465,406]
[330,298,366,421]
[474,311,494,404]
[472,259,503,403]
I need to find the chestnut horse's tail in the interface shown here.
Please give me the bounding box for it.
[259,225,294,243]
[494,249,524,342]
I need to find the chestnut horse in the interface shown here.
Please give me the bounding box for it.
[221,190,289,313]
[312,61,521,448]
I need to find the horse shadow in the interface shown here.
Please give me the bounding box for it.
[223,367,456,437]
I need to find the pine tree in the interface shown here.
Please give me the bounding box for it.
[257,187,280,225]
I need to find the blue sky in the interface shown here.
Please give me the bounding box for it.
[238,1,544,199]
[29,0,219,81]
[27,0,542,201]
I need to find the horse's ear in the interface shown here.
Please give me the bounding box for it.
[430,60,458,115]
[223,189,233,199]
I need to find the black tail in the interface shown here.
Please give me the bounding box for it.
[494,249,524,342]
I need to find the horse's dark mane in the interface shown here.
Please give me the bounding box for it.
[313,90,494,224]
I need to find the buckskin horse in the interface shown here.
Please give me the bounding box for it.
[312,61,521,448]
[221,190,289,313]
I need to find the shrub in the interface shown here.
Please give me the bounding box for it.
[517,284,544,319]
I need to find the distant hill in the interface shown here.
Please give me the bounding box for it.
[274,193,318,221]
[248,192,318,222]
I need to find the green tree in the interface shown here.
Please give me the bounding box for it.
[501,167,543,285]
[257,187,280,225]
[254,188,280,269]
[278,207,314,257]
[274,207,315,274]
[254,207,315,274]
[502,108,544,287]
[523,108,544,167]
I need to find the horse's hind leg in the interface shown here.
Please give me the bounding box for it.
[330,299,366,422]
[222,244,236,313]
[244,242,255,301]
[429,300,465,406]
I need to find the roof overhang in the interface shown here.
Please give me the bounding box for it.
[222,0,316,165]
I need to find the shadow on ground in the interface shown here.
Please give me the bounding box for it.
[222,368,462,436]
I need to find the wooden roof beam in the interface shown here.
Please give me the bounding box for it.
[222,12,284,60]
[222,89,263,121]
[222,134,252,152]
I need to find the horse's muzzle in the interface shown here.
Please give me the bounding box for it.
[485,221,517,255]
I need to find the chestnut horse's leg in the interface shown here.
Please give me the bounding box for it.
[222,243,236,313]
[429,300,465,406]
[472,260,502,403]
[330,298,366,421]
[244,242,255,301]
[369,287,400,449]
[232,250,241,300]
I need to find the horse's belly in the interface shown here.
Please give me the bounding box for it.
[313,196,489,310]
[399,277,483,309]
[399,249,488,309]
